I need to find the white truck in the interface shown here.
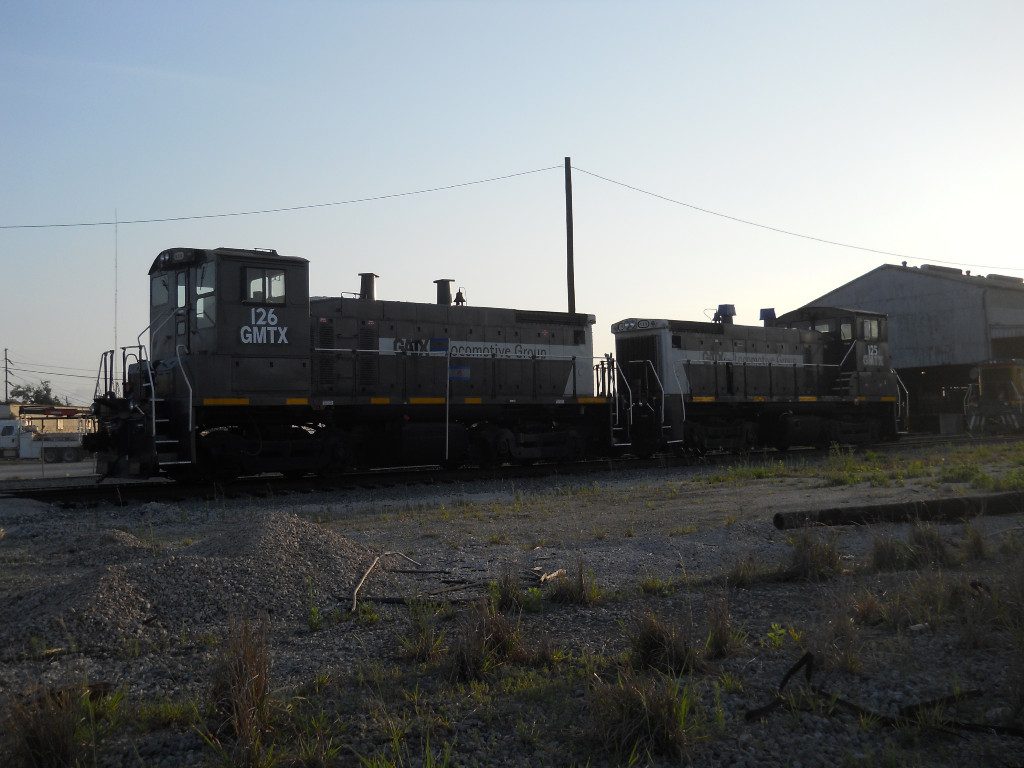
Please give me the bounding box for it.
[0,418,89,462]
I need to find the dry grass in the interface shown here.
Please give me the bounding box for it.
[399,599,447,663]
[544,555,600,604]
[3,681,123,768]
[5,685,83,768]
[205,613,274,768]
[445,600,529,683]
[703,592,739,659]
[626,611,700,676]
[588,671,703,760]
[785,528,842,580]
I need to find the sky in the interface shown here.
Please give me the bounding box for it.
[2,0,1022,405]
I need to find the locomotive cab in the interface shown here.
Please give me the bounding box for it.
[146,247,311,402]
[90,247,312,478]
[774,306,896,397]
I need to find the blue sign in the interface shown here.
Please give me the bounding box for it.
[448,365,470,381]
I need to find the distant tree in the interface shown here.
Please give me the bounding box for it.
[9,380,66,406]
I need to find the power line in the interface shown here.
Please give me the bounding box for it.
[9,366,95,381]
[0,166,563,230]
[9,358,96,374]
[572,166,1023,274]
[2,160,1019,275]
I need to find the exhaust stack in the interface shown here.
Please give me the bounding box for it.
[434,279,453,305]
[358,273,378,301]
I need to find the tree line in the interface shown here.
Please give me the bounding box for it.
[5,380,69,406]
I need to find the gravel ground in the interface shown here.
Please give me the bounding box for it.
[1,459,1023,767]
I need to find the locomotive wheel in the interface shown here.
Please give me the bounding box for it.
[561,432,585,463]
[473,440,500,469]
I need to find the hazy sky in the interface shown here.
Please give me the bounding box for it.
[2,0,1022,405]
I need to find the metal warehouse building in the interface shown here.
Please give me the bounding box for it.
[807,263,1024,433]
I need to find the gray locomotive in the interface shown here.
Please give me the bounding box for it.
[87,247,905,480]
[87,247,612,478]
[612,305,906,455]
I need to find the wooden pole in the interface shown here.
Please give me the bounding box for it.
[565,157,576,315]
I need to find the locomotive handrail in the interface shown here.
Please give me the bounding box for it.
[895,372,910,432]
[838,341,857,370]
[669,361,687,422]
[622,359,665,425]
[124,343,158,440]
[615,367,634,427]
[315,346,607,401]
[137,308,182,349]
[642,360,666,426]
[175,344,194,432]
[94,350,116,399]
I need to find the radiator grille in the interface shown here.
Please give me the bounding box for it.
[357,325,379,387]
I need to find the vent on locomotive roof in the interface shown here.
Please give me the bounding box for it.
[920,264,963,275]
[713,304,736,324]
[434,278,454,305]
[358,272,378,301]
[986,273,1024,286]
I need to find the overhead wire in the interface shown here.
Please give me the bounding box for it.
[572,166,1023,274]
[0,161,1018,274]
[6,369,88,404]
[9,358,96,374]
[10,366,95,381]
[0,166,563,229]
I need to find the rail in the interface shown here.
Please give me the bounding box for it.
[94,350,117,399]
[642,360,666,425]
[896,372,910,431]
[616,359,665,430]
[838,341,857,370]
[678,358,845,400]
[311,346,607,402]
[615,371,634,431]
[175,344,194,432]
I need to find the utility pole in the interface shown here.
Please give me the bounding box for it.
[3,348,8,403]
[565,157,576,315]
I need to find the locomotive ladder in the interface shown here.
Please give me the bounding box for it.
[132,344,194,469]
[831,370,854,397]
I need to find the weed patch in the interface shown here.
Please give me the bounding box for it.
[588,671,704,759]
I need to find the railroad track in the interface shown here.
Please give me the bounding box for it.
[0,456,665,507]
[1,431,1015,508]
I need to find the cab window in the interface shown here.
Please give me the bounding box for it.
[840,321,853,341]
[195,263,216,329]
[861,318,880,340]
[813,320,835,334]
[152,274,169,307]
[245,268,286,305]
